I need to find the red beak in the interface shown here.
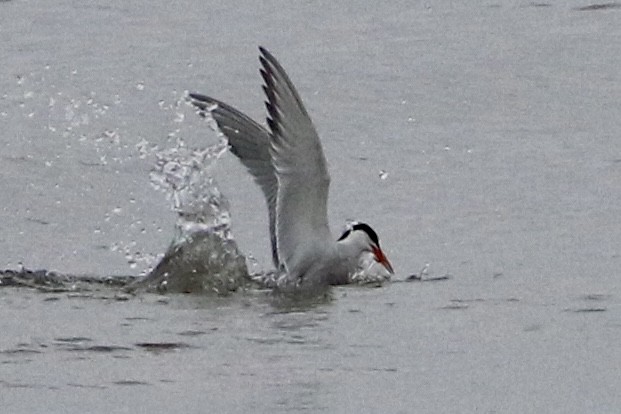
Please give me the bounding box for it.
[372,245,394,274]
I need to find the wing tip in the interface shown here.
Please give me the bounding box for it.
[258,46,272,61]
[187,92,219,113]
[258,48,278,85]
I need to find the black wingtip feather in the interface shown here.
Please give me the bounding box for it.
[261,84,276,102]
[188,93,207,110]
[265,101,278,118]
[266,117,278,135]
[188,92,206,101]
[259,66,268,79]
[259,46,274,63]
[188,92,220,113]
[260,54,282,137]
[260,70,275,95]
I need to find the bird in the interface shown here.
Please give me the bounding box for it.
[188,47,393,291]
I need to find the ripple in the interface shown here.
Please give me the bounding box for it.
[177,329,212,336]
[54,336,93,343]
[581,293,612,301]
[575,3,621,11]
[61,344,133,353]
[567,307,607,313]
[440,303,469,310]
[113,380,150,386]
[134,342,192,352]
[0,348,43,355]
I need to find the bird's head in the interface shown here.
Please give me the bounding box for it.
[337,222,394,274]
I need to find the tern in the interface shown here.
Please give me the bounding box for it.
[189,47,393,290]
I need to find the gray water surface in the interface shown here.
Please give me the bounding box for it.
[1,1,620,413]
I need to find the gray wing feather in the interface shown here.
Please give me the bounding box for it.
[258,47,332,278]
[189,93,279,268]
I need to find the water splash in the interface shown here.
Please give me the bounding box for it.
[349,251,392,285]
[133,137,248,294]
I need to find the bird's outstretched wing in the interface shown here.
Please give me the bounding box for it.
[259,47,332,277]
[189,93,279,267]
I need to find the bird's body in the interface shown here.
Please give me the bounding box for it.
[190,47,393,290]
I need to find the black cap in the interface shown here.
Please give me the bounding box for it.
[337,222,380,245]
